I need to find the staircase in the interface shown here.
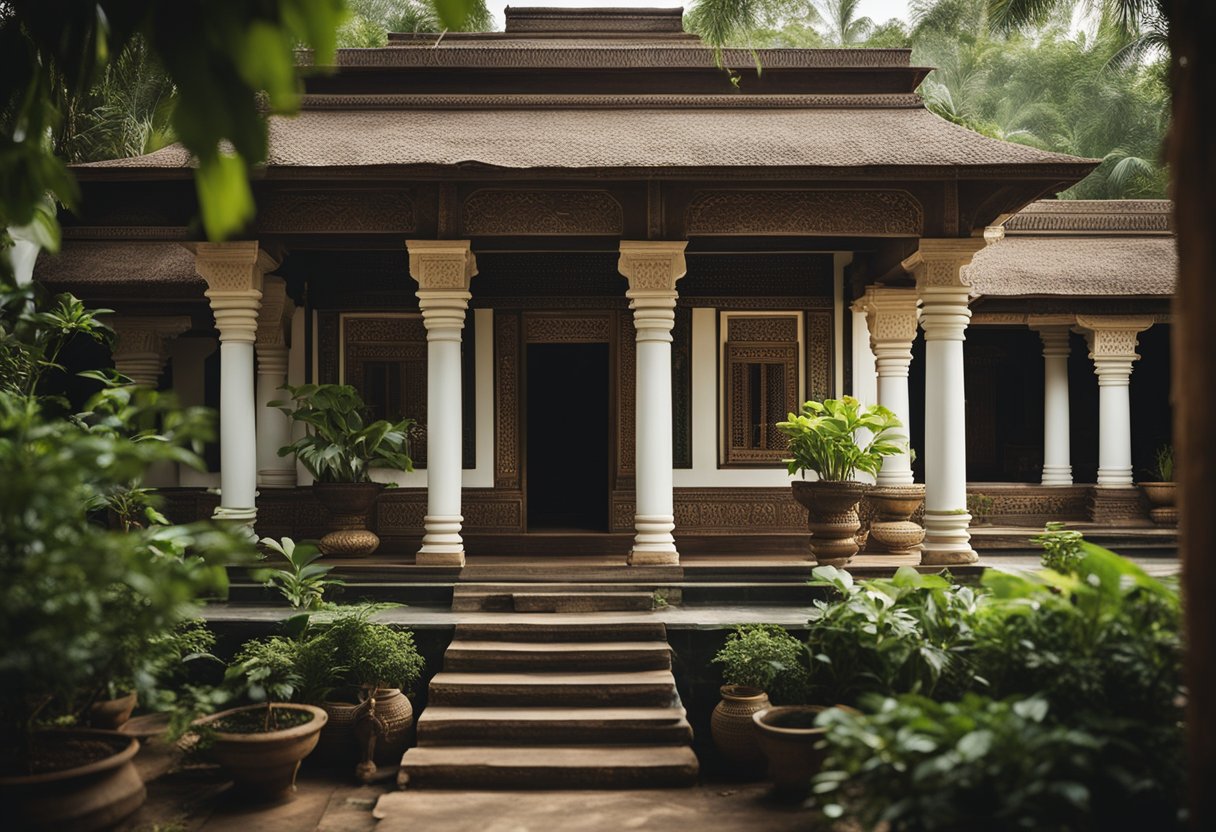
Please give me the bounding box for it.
[399,587,700,789]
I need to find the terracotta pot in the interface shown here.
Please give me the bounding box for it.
[710,685,771,769]
[752,705,832,796]
[791,480,871,566]
[312,696,366,769]
[0,729,146,831]
[194,703,327,800]
[353,688,415,782]
[89,690,137,729]
[120,713,182,784]
[313,482,385,556]
[1138,482,1176,507]
[867,484,925,521]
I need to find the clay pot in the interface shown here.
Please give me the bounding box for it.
[1139,482,1177,526]
[791,480,871,566]
[313,482,385,556]
[752,705,832,796]
[89,690,138,729]
[710,685,771,769]
[867,484,926,557]
[312,696,366,769]
[0,729,146,831]
[353,688,415,782]
[194,704,327,800]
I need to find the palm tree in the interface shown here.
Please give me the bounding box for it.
[340,0,493,46]
[814,0,874,45]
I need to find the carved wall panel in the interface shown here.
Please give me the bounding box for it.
[613,488,808,534]
[685,190,923,237]
[495,312,521,488]
[462,189,623,235]
[523,314,612,343]
[727,316,800,343]
[807,309,834,401]
[258,190,415,234]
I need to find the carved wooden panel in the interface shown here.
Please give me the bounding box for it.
[724,342,800,465]
[807,309,833,401]
[258,190,415,234]
[613,488,808,534]
[672,306,692,469]
[462,189,623,236]
[523,314,612,343]
[727,316,800,343]
[617,310,636,479]
[495,312,521,488]
[685,190,923,237]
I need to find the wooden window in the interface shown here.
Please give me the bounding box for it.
[722,313,802,466]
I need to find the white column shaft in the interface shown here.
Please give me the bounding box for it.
[218,338,258,512]
[633,305,677,560]
[255,346,294,487]
[875,351,914,485]
[1096,360,1136,486]
[1038,326,1073,485]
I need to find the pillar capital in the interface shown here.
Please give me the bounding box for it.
[906,239,984,343]
[190,241,278,344]
[109,315,191,387]
[406,240,478,292]
[1076,315,1154,382]
[255,276,294,351]
[619,241,687,345]
[1030,320,1073,358]
[863,286,920,372]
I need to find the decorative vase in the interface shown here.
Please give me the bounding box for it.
[313,696,365,770]
[313,482,385,556]
[0,729,146,831]
[89,689,138,729]
[352,688,415,783]
[752,705,833,797]
[867,484,926,557]
[194,704,327,800]
[791,480,871,566]
[1138,482,1177,527]
[710,685,771,769]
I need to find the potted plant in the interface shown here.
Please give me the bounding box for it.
[0,284,251,830]
[752,704,847,797]
[272,384,416,557]
[709,625,811,767]
[1138,444,1176,526]
[194,636,328,800]
[777,397,905,566]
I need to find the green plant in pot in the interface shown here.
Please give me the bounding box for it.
[272,383,416,557]
[710,625,811,768]
[193,636,328,801]
[1138,444,1176,526]
[777,397,905,566]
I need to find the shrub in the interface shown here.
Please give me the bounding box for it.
[776,396,904,481]
[712,624,811,704]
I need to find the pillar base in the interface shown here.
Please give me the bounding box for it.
[628,548,680,566]
[920,510,977,565]
[417,514,466,566]
[211,506,258,540]
[1089,486,1151,526]
[416,549,466,567]
[1041,465,1073,486]
[629,514,679,566]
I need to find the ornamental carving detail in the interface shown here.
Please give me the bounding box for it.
[524,315,612,343]
[257,190,415,234]
[686,190,923,237]
[808,310,833,400]
[463,190,623,236]
[495,313,521,488]
[727,315,799,343]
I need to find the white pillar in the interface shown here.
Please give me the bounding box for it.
[849,301,878,409]
[109,315,191,388]
[408,240,477,567]
[192,241,277,525]
[618,241,687,566]
[255,276,296,488]
[1076,315,1154,487]
[863,287,919,486]
[1031,321,1074,486]
[170,337,217,487]
[905,239,983,565]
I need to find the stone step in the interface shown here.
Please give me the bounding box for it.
[454,620,668,643]
[398,745,699,789]
[512,592,657,613]
[415,706,693,746]
[443,640,672,672]
[427,670,678,708]
[459,565,683,584]
[451,584,683,612]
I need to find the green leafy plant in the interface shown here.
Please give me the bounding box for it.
[271,383,415,483]
[813,693,1183,831]
[776,396,905,481]
[1032,521,1086,573]
[966,492,994,522]
[712,624,812,705]
[805,566,980,705]
[1150,443,1175,481]
[321,608,425,694]
[258,536,342,611]
[222,636,304,732]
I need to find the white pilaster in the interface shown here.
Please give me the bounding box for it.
[408,240,477,567]
[863,287,919,486]
[1076,315,1154,487]
[619,241,687,566]
[905,239,984,565]
[255,276,296,488]
[109,315,191,388]
[191,241,277,525]
[1031,320,1074,486]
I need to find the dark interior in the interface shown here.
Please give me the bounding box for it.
[526,342,610,531]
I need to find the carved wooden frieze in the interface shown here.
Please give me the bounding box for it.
[613,488,808,534]
[523,314,612,343]
[462,189,623,236]
[685,190,923,237]
[257,190,416,234]
[495,312,521,488]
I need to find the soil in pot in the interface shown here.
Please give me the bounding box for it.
[0,729,146,831]
[195,703,327,801]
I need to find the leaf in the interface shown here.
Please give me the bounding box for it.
[194,151,254,241]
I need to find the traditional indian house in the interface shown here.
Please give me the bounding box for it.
[33,7,1175,567]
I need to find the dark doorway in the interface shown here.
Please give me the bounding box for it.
[526,343,610,530]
